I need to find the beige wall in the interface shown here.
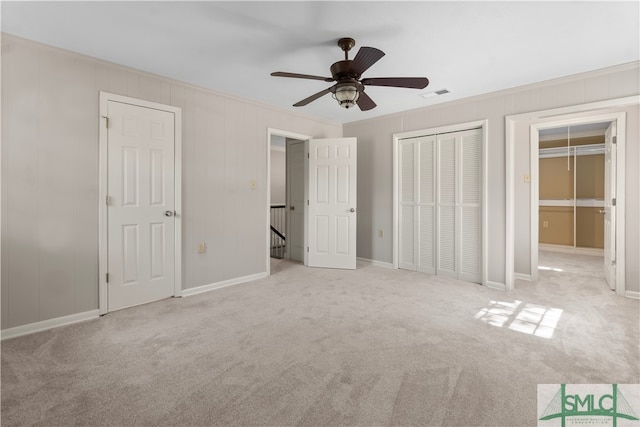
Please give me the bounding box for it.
[576,154,605,200]
[576,207,604,249]
[539,207,574,246]
[540,157,575,200]
[539,153,605,248]
[1,35,341,330]
[345,62,639,289]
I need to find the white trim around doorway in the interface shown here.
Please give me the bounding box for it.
[266,128,311,277]
[98,92,183,315]
[505,95,639,295]
[529,112,626,290]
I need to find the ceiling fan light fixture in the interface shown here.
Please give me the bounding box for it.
[333,84,360,109]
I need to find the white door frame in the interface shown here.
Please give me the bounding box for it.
[505,95,639,294]
[392,119,489,287]
[266,128,311,276]
[98,92,183,315]
[530,113,625,287]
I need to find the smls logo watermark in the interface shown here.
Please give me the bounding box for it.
[538,384,640,427]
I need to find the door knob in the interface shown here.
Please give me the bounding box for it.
[598,209,606,214]
[290,206,295,211]
[164,210,175,217]
[350,208,356,213]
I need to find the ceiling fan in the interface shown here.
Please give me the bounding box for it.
[271,37,429,111]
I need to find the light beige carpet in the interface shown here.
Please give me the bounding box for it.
[2,253,638,426]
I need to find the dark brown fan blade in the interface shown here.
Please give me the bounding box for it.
[356,91,376,111]
[271,72,334,82]
[293,87,333,107]
[351,47,385,77]
[361,77,429,89]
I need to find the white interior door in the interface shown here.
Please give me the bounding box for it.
[307,137,357,269]
[107,100,176,311]
[287,140,305,262]
[604,122,617,290]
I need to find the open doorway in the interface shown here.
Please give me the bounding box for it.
[267,129,359,275]
[268,131,309,268]
[505,97,636,297]
[530,113,625,294]
[535,122,611,291]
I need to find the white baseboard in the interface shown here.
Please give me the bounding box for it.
[485,281,506,291]
[180,272,268,297]
[625,291,640,300]
[1,310,100,341]
[514,273,532,281]
[356,257,393,269]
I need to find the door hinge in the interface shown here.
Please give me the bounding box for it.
[102,116,109,129]
[307,200,309,206]
[307,246,309,253]
[307,153,310,159]
[612,136,617,145]
[612,198,616,207]
[106,273,110,283]
[106,195,111,206]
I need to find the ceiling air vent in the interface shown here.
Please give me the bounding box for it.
[420,89,450,99]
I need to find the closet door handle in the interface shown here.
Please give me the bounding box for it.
[598,209,606,214]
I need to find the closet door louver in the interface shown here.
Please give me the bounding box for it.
[418,136,436,273]
[459,130,482,283]
[437,134,458,278]
[399,141,416,270]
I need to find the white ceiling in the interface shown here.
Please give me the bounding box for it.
[2,1,638,124]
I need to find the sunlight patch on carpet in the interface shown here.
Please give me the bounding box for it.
[538,265,564,272]
[474,300,563,338]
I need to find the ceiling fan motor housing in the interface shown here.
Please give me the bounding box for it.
[330,60,360,80]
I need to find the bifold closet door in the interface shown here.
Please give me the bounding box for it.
[399,140,416,270]
[436,129,482,283]
[458,130,482,283]
[399,136,436,273]
[399,128,481,283]
[437,134,458,278]
[418,136,436,274]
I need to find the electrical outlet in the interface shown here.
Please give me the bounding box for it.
[198,242,207,253]
[543,221,549,228]
[378,229,384,238]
